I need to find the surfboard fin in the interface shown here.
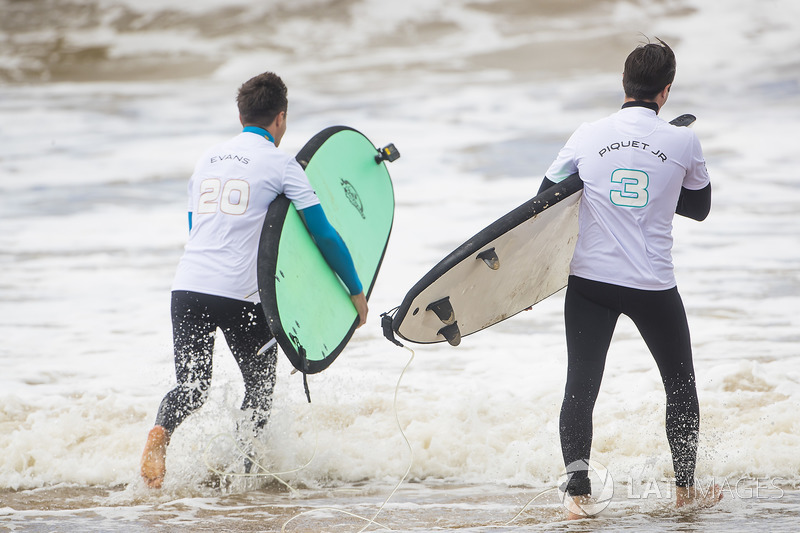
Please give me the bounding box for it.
[426,297,456,325]
[476,247,500,270]
[375,143,400,164]
[438,323,461,346]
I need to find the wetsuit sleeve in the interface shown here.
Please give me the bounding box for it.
[299,204,363,295]
[676,183,711,221]
[676,130,711,221]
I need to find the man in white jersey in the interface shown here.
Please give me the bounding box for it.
[140,72,368,488]
[539,39,721,516]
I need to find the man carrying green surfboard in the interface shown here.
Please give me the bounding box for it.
[140,72,368,489]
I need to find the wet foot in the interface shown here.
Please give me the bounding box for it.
[140,426,169,488]
[565,495,595,520]
[676,484,723,509]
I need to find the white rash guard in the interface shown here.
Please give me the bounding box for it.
[172,131,320,302]
[545,105,710,290]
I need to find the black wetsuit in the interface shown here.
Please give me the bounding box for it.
[560,276,700,496]
[154,290,277,434]
[541,101,711,496]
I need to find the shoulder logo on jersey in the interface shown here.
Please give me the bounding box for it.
[340,178,365,219]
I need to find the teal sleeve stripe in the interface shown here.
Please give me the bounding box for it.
[188,211,193,231]
[300,204,363,295]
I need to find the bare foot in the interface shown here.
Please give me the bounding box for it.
[565,495,594,520]
[676,484,723,509]
[140,426,169,488]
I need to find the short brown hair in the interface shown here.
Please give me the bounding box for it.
[622,38,676,100]
[236,72,288,126]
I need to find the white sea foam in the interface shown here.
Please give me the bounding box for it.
[1,0,799,529]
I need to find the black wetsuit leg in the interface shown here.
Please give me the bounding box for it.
[155,291,276,434]
[217,300,276,432]
[560,276,700,496]
[560,277,620,497]
[156,290,217,433]
[624,285,699,488]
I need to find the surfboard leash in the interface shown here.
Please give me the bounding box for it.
[380,307,404,347]
[280,345,416,532]
[299,345,312,404]
[284,331,313,403]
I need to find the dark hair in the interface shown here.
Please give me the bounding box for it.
[622,38,676,100]
[236,72,288,126]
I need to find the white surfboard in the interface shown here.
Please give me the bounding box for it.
[385,174,582,346]
[383,114,696,346]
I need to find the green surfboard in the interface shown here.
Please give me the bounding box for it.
[257,126,397,374]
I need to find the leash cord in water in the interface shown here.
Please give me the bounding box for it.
[503,487,559,525]
[202,396,319,497]
[203,345,550,529]
[280,346,416,532]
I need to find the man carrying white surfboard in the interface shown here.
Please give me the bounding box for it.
[140,72,368,489]
[540,38,721,516]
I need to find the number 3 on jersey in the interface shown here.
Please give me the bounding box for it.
[610,169,649,208]
[197,178,250,215]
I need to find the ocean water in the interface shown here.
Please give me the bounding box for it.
[1,0,799,531]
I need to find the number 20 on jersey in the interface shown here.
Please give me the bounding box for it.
[197,178,251,215]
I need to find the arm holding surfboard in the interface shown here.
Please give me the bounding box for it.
[540,175,711,221]
[540,175,710,221]
[299,204,368,327]
[675,182,711,221]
